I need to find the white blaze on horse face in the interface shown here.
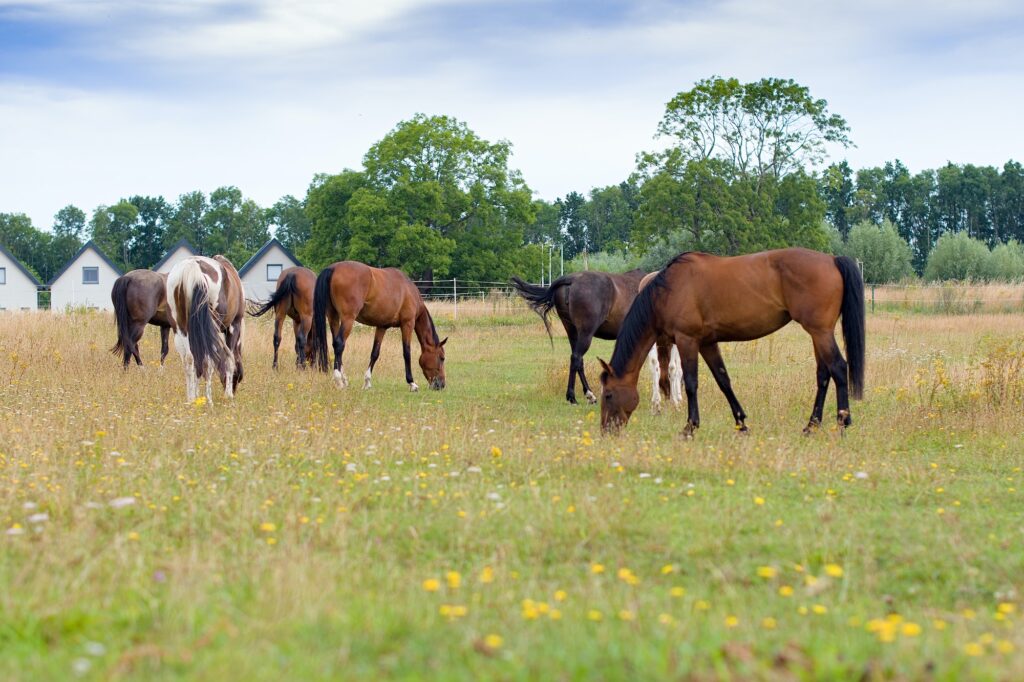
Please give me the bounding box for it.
[363,368,372,390]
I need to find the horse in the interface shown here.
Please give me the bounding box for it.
[110,269,175,368]
[510,269,681,406]
[247,266,316,369]
[599,248,865,436]
[166,255,246,403]
[639,271,683,413]
[309,261,447,391]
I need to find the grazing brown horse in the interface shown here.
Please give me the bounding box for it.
[110,269,175,368]
[310,261,447,391]
[166,255,246,402]
[599,249,865,436]
[248,266,316,369]
[511,269,652,404]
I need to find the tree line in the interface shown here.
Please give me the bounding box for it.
[2,76,1024,285]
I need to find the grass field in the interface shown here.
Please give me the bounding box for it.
[2,303,1024,680]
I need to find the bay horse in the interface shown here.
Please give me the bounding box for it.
[247,266,316,369]
[166,255,245,403]
[309,261,447,391]
[511,269,681,406]
[599,249,865,436]
[110,269,175,368]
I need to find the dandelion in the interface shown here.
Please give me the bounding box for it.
[127,531,140,541]
[812,604,827,615]
[617,568,639,585]
[998,602,1015,615]
[259,522,276,533]
[446,571,461,589]
[490,446,502,457]
[591,563,605,574]
[932,619,948,630]
[554,590,567,602]
[762,617,777,629]
[754,497,765,505]
[658,613,674,626]
[901,622,922,637]
[618,609,636,621]
[757,566,776,579]
[521,599,539,620]
[479,566,495,584]
[824,564,843,578]
[964,642,984,657]
[422,578,440,592]
[587,609,603,622]
[779,585,794,597]
[997,640,1014,654]
[484,633,503,649]
[694,600,710,611]
[670,586,686,598]
[725,615,739,628]
[661,564,675,575]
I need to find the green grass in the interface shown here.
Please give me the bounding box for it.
[1,309,1022,680]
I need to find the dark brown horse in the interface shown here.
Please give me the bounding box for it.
[248,266,316,369]
[310,262,447,391]
[511,269,648,404]
[166,255,246,402]
[110,269,175,368]
[599,249,865,436]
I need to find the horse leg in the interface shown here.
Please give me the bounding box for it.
[573,331,598,404]
[401,322,418,391]
[564,325,580,404]
[293,318,306,369]
[657,340,673,397]
[272,308,284,370]
[174,332,196,402]
[647,345,662,413]
[159,326,170,366]
[364,327,387,389]
[130,323,145,366]
[222,322,239,399]
[699,343,749,433]
[330,313,351,388]
[811,332,851,431]
[669,346,683,407]
[302,317,314,367]
[677,337,700,438]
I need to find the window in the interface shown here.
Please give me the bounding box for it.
[266,263,283,281]
[83,266,99,284]
[0,267,6,285]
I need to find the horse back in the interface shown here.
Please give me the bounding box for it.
[213,255,245,328]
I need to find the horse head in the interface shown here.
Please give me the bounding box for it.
[598,358,639,433]
[419,337,447,390]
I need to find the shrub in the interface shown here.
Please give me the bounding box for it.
[985,240,1024,281]
[924,232,990,281]
[840,220,914,284]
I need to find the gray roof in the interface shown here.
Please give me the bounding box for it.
[0,241,42,286]
[47,241,124,286]
[152,238,198,271]
[237,238,302,277]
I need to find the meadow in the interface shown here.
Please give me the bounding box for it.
[2,301,1023,680]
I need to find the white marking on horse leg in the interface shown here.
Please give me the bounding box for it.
[585,389,597,404]
[409,381,419,392]
[205,366,215,405]
[333,368,348,389]
[363,368,372,390]
[224,355,236,399]
[647,346,661,413]
[670,346,683,407]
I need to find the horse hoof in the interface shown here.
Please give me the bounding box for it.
[333,369,348,389]
[585,390,597,404]
[410,382,419,392]
[566,396,578,405]
[736,425,750,435]
[651,401,662,415]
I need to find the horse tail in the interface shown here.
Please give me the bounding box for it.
[110,276,133,364]
[509,275,572,340]
[834,256,865,399]
[311,265,336,373]
[178,260,226,381]
[248,272,297,318]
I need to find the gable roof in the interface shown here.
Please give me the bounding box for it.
[47,240,124,286]
[0,241,42,286]
[237,238,302,277]
[152,238,198,272]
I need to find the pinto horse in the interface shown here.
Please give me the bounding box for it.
[166,255,245,403]
[310,262,447,391]
[110,269,175,368]
[511,269,681,407]
[247,266,316,369]
[599,249,865,436]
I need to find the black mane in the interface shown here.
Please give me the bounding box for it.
[609,253,691,375]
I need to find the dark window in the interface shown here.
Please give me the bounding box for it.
[0,267,6,285]
[83,267,99,284]
[266,264,283,281]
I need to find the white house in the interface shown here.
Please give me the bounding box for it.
[0,243,40,311]
[152,238,198,274]
[237,238,303,301]
[48,241,123,311]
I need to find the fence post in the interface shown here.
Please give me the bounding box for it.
[871,285,875,313]
[453,278,458,321]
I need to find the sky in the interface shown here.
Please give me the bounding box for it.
[1,0,1023,231]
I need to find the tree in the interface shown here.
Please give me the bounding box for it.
[923,231,991,281]
[53,205,86,240]
[820,162,854,238]
[656,76,851,179]
[524,199,561,245]
[90,201,139,270]
[128,195,170,268]
[267,195,311,252]
[165,191,209,251]
[0,213,46,279]
[840,220,913,284]
[985,240,1024,281]
[202,186,269,265]
[302,170,367,270]
[586,182,637,253]
[558,191,589,259]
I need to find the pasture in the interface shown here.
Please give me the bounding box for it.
[2,303,1023,680]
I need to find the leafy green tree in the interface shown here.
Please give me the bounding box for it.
[586,182,637,253]
[923,231,991,281]
[90,201,140,270]
[558,191,589,259]
[165,191,209,251]
[302,170,366,270]
[267,195,311,252]
[840,220,913,284]
[127,195,170,268]
[524,199,561,245]
[53,205,86,240]
[0,212,47,279]
[202,186,269,266]
[985,240,1024,280]
[820,161,854,238]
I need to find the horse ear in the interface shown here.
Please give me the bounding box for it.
[439,337,448,347]
[598,358,615,381]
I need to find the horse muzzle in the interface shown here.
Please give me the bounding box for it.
[430,378,446,390]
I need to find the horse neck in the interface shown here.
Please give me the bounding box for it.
[413,306,438,350]
[615,326,657,386]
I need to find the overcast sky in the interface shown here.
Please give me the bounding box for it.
[2,0,1023,230]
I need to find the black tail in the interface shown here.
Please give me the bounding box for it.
[109,276,133,365]
[187,280,226,381]
[835,256,865,399]
[248,272,297,317]
[509,275,572,340]
[310,265,336,372]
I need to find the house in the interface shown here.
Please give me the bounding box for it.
[153,238,198,274]
[237,238,303,301]
[0,242,40,311]
[48,241,123,311]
